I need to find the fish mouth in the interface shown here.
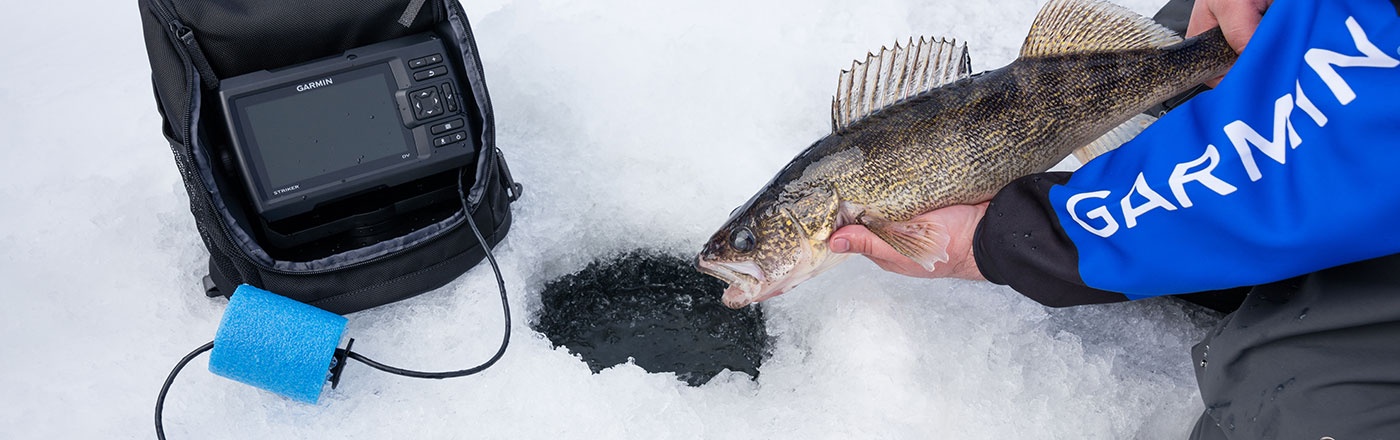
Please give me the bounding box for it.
[723,284,787,309]
[711,250,853,309]
[695,258,769,308]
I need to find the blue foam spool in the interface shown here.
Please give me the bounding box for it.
[210,284,347,404]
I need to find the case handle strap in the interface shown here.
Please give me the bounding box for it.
[398,0,429,27]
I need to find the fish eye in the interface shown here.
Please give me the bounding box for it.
[729,227,756,253]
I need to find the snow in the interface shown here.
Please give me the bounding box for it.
[0,0,1221,438]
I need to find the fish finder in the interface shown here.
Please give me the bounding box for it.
[218,32,476,223]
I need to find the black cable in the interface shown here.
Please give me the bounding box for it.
[155,341,213,440]
[344,174,512,377]
[153,167,512,437]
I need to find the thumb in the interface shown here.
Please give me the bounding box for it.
[829,225,881,255]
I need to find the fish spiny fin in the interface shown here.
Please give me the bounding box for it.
[1020,0,1182,58]
[860,213,952,272]
[1073,113,1158,164]
[832,37,970,132]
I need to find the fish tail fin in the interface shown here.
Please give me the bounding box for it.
[861,214,952,272]
[1021,0,1183,58]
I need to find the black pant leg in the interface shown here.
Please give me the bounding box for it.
[1190,254,1400,438]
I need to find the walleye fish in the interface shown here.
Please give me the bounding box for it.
[696,0,1237,308]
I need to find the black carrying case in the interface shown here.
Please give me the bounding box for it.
[139,0,521,314]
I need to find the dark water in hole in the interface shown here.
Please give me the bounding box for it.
[533,250,771,386]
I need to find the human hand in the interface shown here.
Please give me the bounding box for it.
[828,203,988,281]
[1187,0,1272,86]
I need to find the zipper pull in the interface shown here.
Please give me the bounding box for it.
[495,148,523,202]
[173,23,194,44]
[169,21,221,90]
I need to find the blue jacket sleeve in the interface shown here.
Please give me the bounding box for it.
[977,0,1400,301]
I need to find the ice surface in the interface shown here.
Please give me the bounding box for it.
[0,0,1222,438]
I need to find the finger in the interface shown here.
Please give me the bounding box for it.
[1187,0,1267,53]
[1187,1,1224,86]
[828,225,861,254]
[829,225,891,258]
[830,225,921,267]
[1215,0,1266,53]
[1185,0,1220,38]
[1185,0,1268,87]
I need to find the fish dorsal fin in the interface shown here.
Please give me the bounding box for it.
[1020,0,1182,58]
[832,37,970,132]
[1073,113,1158,163]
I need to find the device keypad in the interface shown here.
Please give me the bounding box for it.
[406,50,463,146]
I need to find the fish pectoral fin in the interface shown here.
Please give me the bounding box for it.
[1073,113,1158,164]
[862,215,952,272]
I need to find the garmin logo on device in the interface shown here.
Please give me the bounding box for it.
[273,184,301,196]
[295,78,334,92]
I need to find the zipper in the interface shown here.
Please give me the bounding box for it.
[173,24,220,90]
[446,0,507,204]
[148,0,262,275]
[149,0,256,279]
[149,0,218,89]
[146,0,199,186]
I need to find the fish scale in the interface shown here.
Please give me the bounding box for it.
[698,0,1238,309]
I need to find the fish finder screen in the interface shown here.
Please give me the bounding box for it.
[243,70,411,190]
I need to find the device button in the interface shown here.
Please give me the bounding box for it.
[413,66,449,81]
[441,83,459,112]
[431,119,465,135]
[408,54,444,69]
[431,130,470,147]
[411,88,443,120]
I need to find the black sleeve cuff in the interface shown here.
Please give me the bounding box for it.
[973,172,1130,307]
